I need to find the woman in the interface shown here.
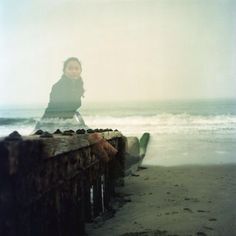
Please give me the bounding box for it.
[34,57,118,162]
[35,57,117,162]
[34,57,90,132]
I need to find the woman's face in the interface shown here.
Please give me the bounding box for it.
[64,60,82,79]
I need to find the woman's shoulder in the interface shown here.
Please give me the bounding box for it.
[52,75,68,89]
[50,75,83,94]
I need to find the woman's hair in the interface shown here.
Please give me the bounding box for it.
[63,57,82,72]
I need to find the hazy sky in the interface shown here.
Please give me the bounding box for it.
[1,0,236,106]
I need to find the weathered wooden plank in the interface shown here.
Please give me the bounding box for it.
[92,177,102,217]
[0,131,127,236]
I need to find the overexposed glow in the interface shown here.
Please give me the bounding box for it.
[0,0,236,106]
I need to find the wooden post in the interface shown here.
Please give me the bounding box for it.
[103,163,111,209]
[0,130,126,235]
[84,179,92,222]
[93,177,102,217]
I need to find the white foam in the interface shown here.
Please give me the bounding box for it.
[84,113,236,135]
[1,113,236,137]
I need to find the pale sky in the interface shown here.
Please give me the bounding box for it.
[0,0,236,106]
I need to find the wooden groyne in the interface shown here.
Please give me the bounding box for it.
[0,129,127,236]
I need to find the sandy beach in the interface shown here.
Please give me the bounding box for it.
[87,164,236,236]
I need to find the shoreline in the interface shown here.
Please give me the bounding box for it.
[87,164,236,236]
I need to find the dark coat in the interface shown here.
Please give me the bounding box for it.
[42,74,85,119]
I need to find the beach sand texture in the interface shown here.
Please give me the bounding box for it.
[87,164,236,236]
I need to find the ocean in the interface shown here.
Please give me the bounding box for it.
[0,99,235,166]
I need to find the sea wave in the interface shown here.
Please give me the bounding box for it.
[0,117,36,126]
[84,113,236,135]
[84,113,236,125]
[0,113,236,136]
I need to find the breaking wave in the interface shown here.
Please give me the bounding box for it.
[0,113,236,137]
[0,117,36,126]
[84,113,236,135]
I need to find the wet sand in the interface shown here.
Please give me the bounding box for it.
[87,164,236,236]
